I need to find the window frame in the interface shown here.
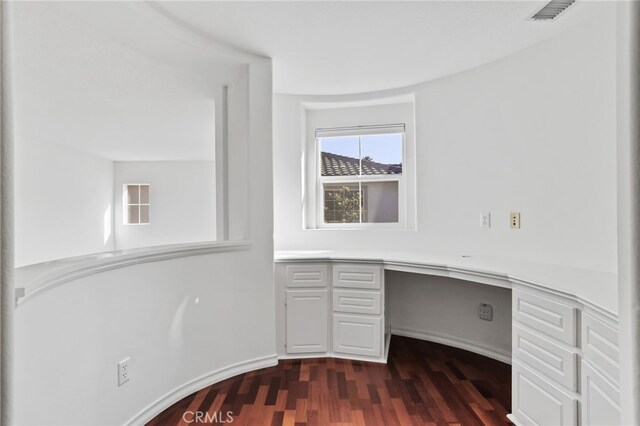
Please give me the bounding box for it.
[315,126,406,229]
[123,183,150,225]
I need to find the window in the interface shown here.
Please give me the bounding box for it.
[317,124,404,226]
[123,184,150,225]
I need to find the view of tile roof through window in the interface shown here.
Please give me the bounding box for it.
[321,151,402,176]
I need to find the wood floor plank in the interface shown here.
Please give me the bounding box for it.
[147,336,512,425]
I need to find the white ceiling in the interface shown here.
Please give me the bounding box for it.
[155,0,607,95]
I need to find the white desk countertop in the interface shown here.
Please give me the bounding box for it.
[275,249,618,317]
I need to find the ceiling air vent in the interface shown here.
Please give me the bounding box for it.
[531,0,576,21]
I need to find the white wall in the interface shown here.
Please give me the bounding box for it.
[387,272,512,360]
[114,161,216,250]
[12,2,275,424]
[274,7,617,273]
[14,142,114,267]
[14,250,275,425]
[14,53,274,425]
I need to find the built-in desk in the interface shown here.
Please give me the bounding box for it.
[274,250,619,426]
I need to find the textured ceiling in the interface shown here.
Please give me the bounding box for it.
[155,1,607,95]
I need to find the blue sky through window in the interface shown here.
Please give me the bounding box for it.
[320,133,402,165]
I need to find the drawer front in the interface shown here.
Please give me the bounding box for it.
[513,289,576,346]
[513,324,578,391]
[581,360,620,426]
[333,264,381,289]
[332,314,382,357]
[512,361,578,426]
[286,264,329,288]
[333,289,381,315]
[582,313,619,384]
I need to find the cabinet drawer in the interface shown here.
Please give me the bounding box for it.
[332,314,382,358]
[582,313,619,384]
[513,324,578,391]
[333,264,381,289]
[286,264,329,288]
[333,289,381,315]
[512,361,577,426]
[581,360,620,426]
[513,289,576,346]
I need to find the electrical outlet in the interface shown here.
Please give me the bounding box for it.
[510,212,521,229]
[118,357,130,386]
[478,303,493,321]
[480,212,491,228]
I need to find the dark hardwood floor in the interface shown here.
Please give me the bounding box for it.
[147,336,512,425]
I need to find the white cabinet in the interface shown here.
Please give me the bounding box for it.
[581,361,620,426]
[333,264,381,289]
[281,263,330,355]
[512,287,620,426]
[581,312,619,384]
[333,314,382,357]
[581,311,620,426]
[278,261,386,361]
[285,289,328,354]
[286,264,329,288]
[512,361,578,426]
[512,324,578,391]
[511,288,580,426]
[513,289,577,346]
[330,263,385,361]
[333,289,381,315]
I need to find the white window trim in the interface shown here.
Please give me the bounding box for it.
[315,127,406,229]
[123,183,150,226]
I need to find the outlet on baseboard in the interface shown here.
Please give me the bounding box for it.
[478,303,493,321]
[118,357,130,386]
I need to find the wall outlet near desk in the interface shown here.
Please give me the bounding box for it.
[510,212,521,229]
[478,303,493,321]
[118,357,130,386]
[480,212,491,228]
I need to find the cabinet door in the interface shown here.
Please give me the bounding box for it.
[581,361,620,426]
[512,361,577,426]
[286,289,328,354]
[333,314,382,358]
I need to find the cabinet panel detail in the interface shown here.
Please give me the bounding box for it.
[333,264,381,289]
[513,324,577,391]
[286,289,328,353]
[513,289,576,346]
[286,264,329,288]
[333,289,381,315]
[512,361,577,426]
[581,360,620,426]
[582,313,619,384]
[333,314,382,357]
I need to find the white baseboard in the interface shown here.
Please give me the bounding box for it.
[506,413,522,425]
[390,327,512,365]
[126,354,278,426]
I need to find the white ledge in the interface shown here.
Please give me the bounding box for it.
[15,240,253,305]
[275,249,618,319]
